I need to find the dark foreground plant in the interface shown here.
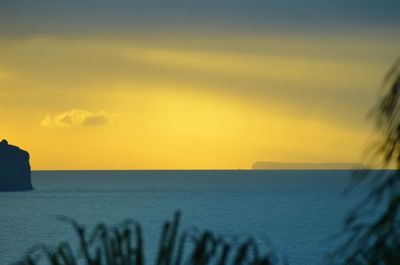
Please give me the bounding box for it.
[330,58,400,265]
[15,211,279,265]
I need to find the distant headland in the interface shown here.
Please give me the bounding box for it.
[0,139,33,191]
[252,161,364,170]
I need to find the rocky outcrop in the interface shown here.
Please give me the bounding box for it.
[0,139,33,191]
[252,161,364,170]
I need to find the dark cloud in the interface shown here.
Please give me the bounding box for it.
[0,0,399,37]
[82,114,110,126]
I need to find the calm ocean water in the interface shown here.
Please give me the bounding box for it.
[0,170,369,265]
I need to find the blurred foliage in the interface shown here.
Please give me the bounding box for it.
[14,212,280,265]
[330,58,400,265]
[373,57,400,168]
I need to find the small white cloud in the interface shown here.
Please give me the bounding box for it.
[41,109,112,128]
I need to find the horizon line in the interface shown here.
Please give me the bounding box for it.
[31,168,390,172]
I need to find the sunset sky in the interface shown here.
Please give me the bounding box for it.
[0,1,399,169]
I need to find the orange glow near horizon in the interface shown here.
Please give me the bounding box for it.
[0,35,398,169]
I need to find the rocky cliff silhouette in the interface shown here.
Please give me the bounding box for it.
[0,139,33,191]
[252,161,364,170]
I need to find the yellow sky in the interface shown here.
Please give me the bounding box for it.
[0,34,398,169]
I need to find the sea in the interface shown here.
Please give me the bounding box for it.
[0,170,372,265]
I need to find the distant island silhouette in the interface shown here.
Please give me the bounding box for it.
[0,139,33,191]
[252,161,364,170]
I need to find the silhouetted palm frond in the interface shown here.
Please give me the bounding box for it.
[15,211,281,265]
